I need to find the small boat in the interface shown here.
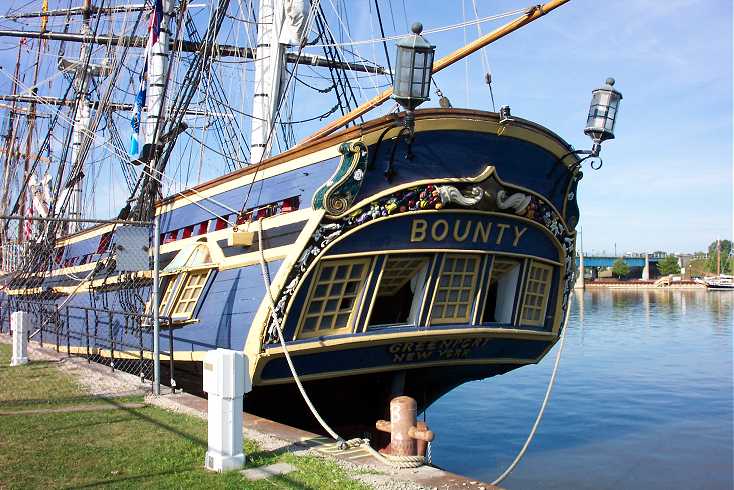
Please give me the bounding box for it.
[696,275,734,290]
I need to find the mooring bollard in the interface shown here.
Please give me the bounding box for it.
[376,396,434,456]
[202,348,250,472]
[10,311,29,366]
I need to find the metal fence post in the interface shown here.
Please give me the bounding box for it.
[65,306,71,357]
[85,309,90,361]
[109,310,115,372]
[152,214,161,395]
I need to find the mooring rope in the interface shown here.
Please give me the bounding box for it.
[490,290,574,486]
[256,218,424,468]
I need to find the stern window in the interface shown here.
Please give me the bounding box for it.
[299,258,371,338]
[520,261,553,326]
[483,258,522,324]
[368,255,430,327]
[430,254,480,325]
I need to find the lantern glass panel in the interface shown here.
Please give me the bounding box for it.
[394,47,414,99]
[392,29,435,110]
[605,106,617,131]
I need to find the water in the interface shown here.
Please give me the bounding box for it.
[429,290,733,489]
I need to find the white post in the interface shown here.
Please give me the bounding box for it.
[202,349,251,472]
[641,254,650,281]
[250,0,287,164]
[574,252,585,289]
[10,311,29,366]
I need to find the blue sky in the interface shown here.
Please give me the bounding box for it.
[388,0,732,254]
[0,0,731,254]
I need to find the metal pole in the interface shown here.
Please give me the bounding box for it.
[152,215,161,395]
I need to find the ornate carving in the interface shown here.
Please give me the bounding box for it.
[312,141,369,216]
[496,190,531,214]
[437,185,485,207]
[263,172,576,345]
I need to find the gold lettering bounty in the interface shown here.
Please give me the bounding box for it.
[410,218,527,248]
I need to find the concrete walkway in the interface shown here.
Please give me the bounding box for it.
[2,334,499,489]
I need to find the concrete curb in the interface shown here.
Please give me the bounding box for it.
[2,333,499,489]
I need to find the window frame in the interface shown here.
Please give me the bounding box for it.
[366,254,432,329]
[519,260,554,327]
[428,253,481,326]
[168,268,212,322]
[296,257,372,339]
[157,266,213,324]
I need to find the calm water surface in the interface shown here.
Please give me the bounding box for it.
[430,289,733,489]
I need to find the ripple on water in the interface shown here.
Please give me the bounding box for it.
[429,289,733,490]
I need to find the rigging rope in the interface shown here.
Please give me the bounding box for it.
[256,218,425,469]
[372,0,393,84]
[310,6,531,48]
[491,290,574,486]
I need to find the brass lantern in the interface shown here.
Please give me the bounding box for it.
[584,78,622,154]
[392,22,436,113]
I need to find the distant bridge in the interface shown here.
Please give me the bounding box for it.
[574,254,663,268]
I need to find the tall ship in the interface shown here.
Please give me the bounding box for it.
[0,0,621,428]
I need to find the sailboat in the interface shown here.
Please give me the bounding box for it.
[0,0,621,428]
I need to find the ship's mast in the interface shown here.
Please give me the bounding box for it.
[66,0,94,233]
[250,0,288,164]
[144,0,173,150]
[0,41,23,247]
[18,37,46,242]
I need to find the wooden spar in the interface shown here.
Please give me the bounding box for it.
[0,95,226,117]
[18,36,45,243]
[300,0,571,144]
[0,30,388,74]
[0,40,23,246]
[3,3,150,19]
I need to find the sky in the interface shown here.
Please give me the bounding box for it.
[0,0,731,254]
[382,0,733,255]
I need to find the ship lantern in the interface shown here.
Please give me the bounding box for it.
[393,22,436,113]
[584,77,622,155]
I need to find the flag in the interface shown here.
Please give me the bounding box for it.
[130,0,162,156]
[148,0,164,46]
[129,76,146,156]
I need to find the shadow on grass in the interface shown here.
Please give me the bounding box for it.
[67,465,313,490]
[0,393,144,409]
[99,396,209,448]
[48,415,142,433]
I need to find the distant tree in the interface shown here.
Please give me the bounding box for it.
[611,258,630,279]
[707,240,732,274]
[657,255,681,276]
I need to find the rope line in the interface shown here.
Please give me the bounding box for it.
[309,6,530,48]
[491,290,574,486]
[256,218,424,469]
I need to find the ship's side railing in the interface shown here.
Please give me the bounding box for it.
[0,299,174,388]
[0,215,170,394]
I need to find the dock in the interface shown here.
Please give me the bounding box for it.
[0,333,500,489]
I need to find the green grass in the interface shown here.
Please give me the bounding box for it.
[0,344,143,410]
[0,343,370,489]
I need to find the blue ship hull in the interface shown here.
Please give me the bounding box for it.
[1,108,581,426]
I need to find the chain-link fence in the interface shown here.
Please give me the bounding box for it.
[0,215,166,393]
